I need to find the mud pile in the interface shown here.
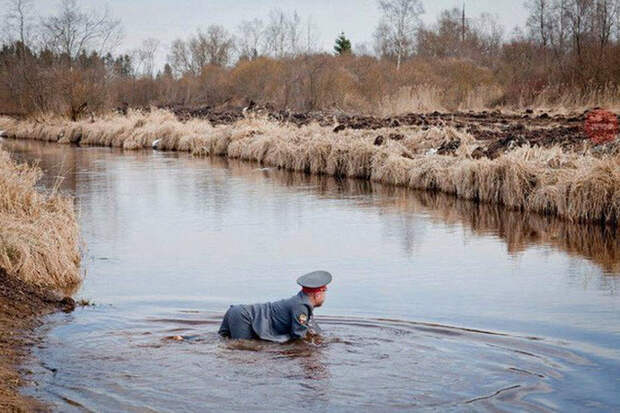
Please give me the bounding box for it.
[162,104,619,158]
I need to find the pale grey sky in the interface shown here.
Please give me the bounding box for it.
[35,0,529,66]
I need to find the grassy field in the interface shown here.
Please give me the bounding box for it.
[1,109,618,225]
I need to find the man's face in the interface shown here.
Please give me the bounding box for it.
[313,289,327,307]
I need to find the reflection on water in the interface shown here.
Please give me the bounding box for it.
[219,158,620,275]
[2,139,619,411]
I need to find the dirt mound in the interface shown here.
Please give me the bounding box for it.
[160,104,618,157]
[161,105,245,124]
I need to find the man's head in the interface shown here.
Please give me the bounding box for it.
[297,270,332,308]
[302,285,327,307]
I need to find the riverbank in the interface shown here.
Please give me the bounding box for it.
[0,269,77,412]
[0,147,81,411]
[1,109,618,225]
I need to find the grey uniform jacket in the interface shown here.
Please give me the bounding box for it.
[220,291,314,343]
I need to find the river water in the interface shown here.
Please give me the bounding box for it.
[2,139,619,412]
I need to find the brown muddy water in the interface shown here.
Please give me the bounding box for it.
[2,138,619,412]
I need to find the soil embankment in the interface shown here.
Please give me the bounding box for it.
[0,147,81,411]
[0,269,76,412]
[0,108,618,225]
[167,105,620,157]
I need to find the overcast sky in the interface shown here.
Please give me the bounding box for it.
[35,0,529,66]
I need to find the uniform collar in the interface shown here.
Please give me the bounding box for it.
[298,291,314,314]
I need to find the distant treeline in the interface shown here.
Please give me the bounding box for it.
[1,0,619,117]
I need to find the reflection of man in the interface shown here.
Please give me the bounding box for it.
[218,271,332,343]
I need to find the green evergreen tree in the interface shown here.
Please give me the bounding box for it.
[163,63,174,78]
[334,32,352,55]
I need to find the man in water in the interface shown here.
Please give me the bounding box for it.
[218,270,332,343]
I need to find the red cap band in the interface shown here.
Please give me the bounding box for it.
[302,286,327,294]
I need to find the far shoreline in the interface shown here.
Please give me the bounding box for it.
[1,107,618,227]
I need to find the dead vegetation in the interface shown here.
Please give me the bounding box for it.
[2,110,618,226]
[0,147,82,289]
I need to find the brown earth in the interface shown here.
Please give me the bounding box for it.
[161,104,619,159]
[0,269,75,412]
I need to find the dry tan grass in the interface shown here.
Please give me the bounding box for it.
[0,147,81,289]
[377,84,506,116]
[374,83,620,116]
[1,110,618,225]
[530,83,620,115]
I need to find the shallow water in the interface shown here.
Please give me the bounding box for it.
[2,139,619,412]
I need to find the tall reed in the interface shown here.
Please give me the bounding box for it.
[0,147,81,288]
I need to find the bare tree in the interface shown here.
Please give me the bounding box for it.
[474,13,505,58]
[522,0,619,79]
[354,41,373,56]
[416,9,463,58]
[416,8,503,62]
[167,25,234,76]
[526,0,554,47]
[548,0,570,55]
[168,38,193,75]
[287,11,302,54]
[374,0,424,69]
[188,31,207,70]
[616,0,620,40]
[237,18,264,60]
[562,0,595,60]
[264,9,303,57]
[592,0,619,50]
[42,0,122,59]
[134,38,159,78]
[265,9,289,57]
[3,0,36,46]
[202,25,234,66]
[304,16,320,54]
[373,21,393,57]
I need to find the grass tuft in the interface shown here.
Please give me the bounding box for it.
[0,148,81,288]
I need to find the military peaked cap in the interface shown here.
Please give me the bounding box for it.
[296,270,333,288]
